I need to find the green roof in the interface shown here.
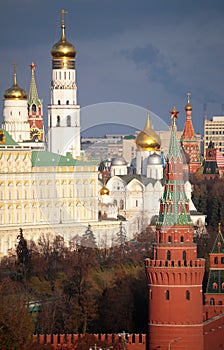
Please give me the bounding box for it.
[31,151,97,167]
[124,135,136,140]
[211,229,224,254]
[0,129,18,146]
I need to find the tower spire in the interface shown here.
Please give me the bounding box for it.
[60,9,68,42]
[157,107,191,227]
[28,62,39,103]
[13,62,18,87]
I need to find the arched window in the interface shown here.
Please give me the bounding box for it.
[58,100,61,105]
[168,235,172,243]
[183,251,186,261]
[210,298,215,305]
[214,257,218,264]
[186,290,190,300]
[32,104,36,112]
[165,290,170,300]
[212,282,218,290]
[113,199,117,206]
[56,116,60,127]
[66,100,69,105]
[67,115,71,127]
[120,199,124,210]
[136,200,138,207]
[180,235,184,243]
[167,250,171,261]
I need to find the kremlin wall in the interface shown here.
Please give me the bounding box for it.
[1,9,224,350]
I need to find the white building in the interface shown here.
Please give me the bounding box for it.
[2,64,30,143]
[47,11,80,158]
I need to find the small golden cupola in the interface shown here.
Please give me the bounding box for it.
[100,170,110,196]
[4,63,27,100]
[51,9,76,61]
[185,92,192,112]
[135,112,161,151]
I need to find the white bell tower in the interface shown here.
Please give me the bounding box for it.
[48,10,80,158]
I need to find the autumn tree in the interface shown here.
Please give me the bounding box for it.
[0,278,34,349]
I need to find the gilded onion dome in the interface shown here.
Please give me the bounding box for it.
[4,64,27,100]
[185,92,192,112]
[51,10,76,59]
[100,178,109,196]
[135,113,161,151]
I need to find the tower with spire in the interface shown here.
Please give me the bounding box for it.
[181,93,201,174]
[47,9,80,158]
[2,63,30,143]
[145,107,205,350]
[28,62,44,142]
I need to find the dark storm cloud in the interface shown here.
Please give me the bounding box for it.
[1,0,224,133]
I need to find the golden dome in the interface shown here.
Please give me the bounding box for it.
[4,65,27,100]
[135,114,161,151]
[100,185,110,196]
[51,12,76,59]
[100,176,110,196]
[185,92,192,111]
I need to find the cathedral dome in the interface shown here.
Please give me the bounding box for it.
[51,20,76,59]
[148,153,162,165]
[136,114,161,151]
[4,69,27,100]
[111,157,127,166]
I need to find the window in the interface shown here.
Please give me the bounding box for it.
[136,200,138,207]
[212,282,218,290]
[56,116,60,127]
[66,100,69,105]
[165,290,170,300]
[32,104,36,112]
[67,115,71,127]
[180,236,184,243]
[168,235,171,243]
[58,100,61,105]
[113,200,117,206]
[186,290,190,300]
[167,250,171,261]
[120,200,124,210]
[183,251,186,261]
[214,257,218,264]
[210,298,215,305]
[221,257,224,264]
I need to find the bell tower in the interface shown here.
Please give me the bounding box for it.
[48,9,80,158]
[145,108,205,350]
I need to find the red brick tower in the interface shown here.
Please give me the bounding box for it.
[145,107,205,350]
[181,93,201,174]
[28,62,44,141]
[204,223,224,318]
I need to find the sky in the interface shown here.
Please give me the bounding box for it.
[1,0,224,135]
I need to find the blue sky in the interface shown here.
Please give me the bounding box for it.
[0,0,224,134]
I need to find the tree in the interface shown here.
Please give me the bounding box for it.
[0,278,34,349]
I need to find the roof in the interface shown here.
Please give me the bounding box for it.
[0,129,18,146]
[118,174,157,187]
[31,151,97,167]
